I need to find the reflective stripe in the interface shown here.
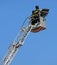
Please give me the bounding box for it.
[34,10,40,13]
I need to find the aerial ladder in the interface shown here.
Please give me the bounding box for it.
[0,7,49,65]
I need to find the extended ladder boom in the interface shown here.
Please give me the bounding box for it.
[1,24,32,65]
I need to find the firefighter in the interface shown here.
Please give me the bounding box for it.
[34,6,40,22]
[31,6,40,25]
[31,10,37,25]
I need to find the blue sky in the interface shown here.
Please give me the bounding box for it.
[0,0,57,65]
